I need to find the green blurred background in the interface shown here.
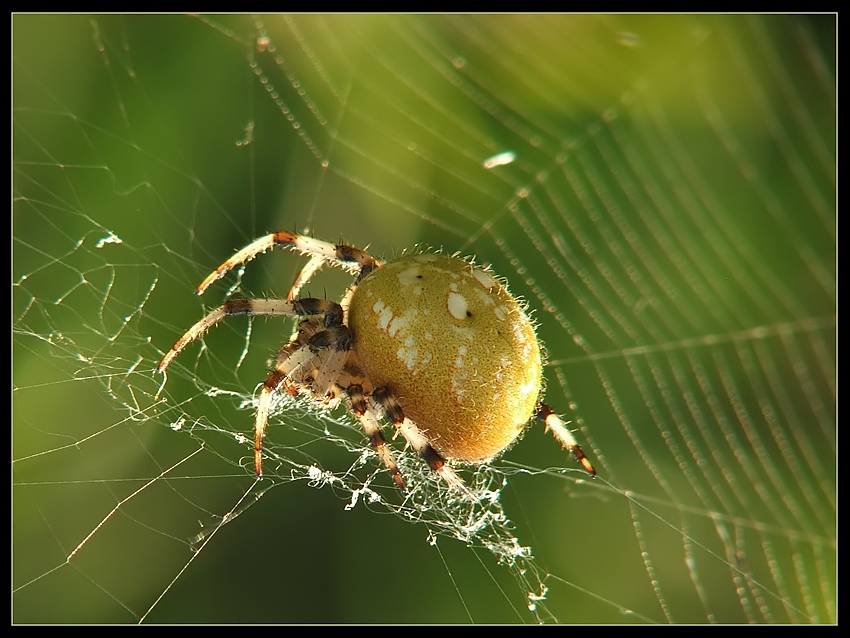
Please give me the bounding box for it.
[13,14,835,624]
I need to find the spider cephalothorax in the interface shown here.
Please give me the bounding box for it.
[158,232,596,489]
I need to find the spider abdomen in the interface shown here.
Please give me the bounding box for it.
[347,254,542,463]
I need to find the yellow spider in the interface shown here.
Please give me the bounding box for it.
[158,232,596,489]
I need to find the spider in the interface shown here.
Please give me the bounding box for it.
[157,231,596,489]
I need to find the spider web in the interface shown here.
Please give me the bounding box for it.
[13,14,835,624]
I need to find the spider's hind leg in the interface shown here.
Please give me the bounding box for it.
[345,383,405,490]
[536,404,597,477]
[372,387,471,495]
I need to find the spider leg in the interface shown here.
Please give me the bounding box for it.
[254,368,287,476]
[345,383,405,490]
[372,387,470,494]
[286,254,325,301]
[196,231,384,295]
[253,325,351,477]
[157,298,343,374]
[535,404,597,477]
[308,333,352,399]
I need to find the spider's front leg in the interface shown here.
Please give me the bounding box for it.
[157,296,348,477]
[157,298,343,374]
[195,231,384,295]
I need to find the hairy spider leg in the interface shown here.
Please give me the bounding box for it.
[286,254,326,301]
[157,298,344,374]
[345,384,405,490]
[253,324,351,477]
[535,404,597,477]
[253,328,411,484]
[196,231,384,296]
[372,387,471,494]
[157,297,350,476]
